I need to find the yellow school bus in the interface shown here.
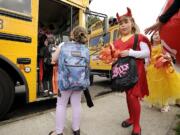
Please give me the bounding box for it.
[0,0,92,119]
[88,20,120,84]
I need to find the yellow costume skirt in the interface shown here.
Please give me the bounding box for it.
[146,64,180,106]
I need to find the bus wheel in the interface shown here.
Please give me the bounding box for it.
[90,75,94,85]
[0,68,15,120]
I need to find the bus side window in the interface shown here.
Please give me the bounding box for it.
[89,35,101,47]
[89,32,110,50]
[103,32,110,45]
[113,29,119,41]
[0,0,31,16]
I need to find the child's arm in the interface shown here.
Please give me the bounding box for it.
[52,42,64,63]
[161,40,177,56]
[128,42,150,59]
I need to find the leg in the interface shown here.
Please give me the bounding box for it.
[126,92,134,123]
[39,58,44,93]
[48,66,53,92]
[42,77,48,96]
[42,66,48,91]
[122,92,134,128]
[42,78,48,91]
[70,91,82,132]
[47,66,53,96]
[56,91,72,134]
[52,66,58,94]
[127,93,141,134]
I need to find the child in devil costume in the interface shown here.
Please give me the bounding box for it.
[100,8,151,135]
[116,8,151,135]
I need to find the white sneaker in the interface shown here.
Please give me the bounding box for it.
[42,90,49,97]
[48,91,54,97]
[160,105,170,112]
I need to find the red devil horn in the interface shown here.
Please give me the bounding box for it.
[116,7,132,22]
[126,7,132,17]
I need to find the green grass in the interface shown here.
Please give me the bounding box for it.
[174,114,180,135]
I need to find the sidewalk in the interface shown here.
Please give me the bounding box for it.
[0,93,179,135]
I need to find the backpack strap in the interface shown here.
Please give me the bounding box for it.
[132,34,138,50]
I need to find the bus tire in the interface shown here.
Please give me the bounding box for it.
[90,75,94,85]
[0,68,15,120]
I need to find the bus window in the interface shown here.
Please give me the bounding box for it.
[113,29,119,41]
[103,32,110,44]
[89,32,110,47]
[0,0,31,16]
[89,35,101,47]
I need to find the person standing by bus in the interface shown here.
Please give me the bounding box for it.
[99,8,151,135]
[52,39,59,94]
[41,35,55,96]
[49,26,89,135]
[146,31,180,112]
[38,33,47,95]
[145,0,180,106]
[115,9,151,135]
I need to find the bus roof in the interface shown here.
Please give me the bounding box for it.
[61,0,89,9]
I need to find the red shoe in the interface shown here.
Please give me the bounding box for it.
[131,129,141,135]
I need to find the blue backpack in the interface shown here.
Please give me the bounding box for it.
[58,42,90,91]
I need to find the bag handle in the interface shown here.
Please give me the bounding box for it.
[83,88,94,108]
[132,34,138,50]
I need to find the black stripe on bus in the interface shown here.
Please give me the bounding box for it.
[0,9,32,22]
[0,32,32,43]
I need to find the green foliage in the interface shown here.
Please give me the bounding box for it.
[86,15,101,28]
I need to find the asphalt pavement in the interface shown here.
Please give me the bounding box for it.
[0,91,179,135]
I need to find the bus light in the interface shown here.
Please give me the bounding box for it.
[24,66,31,73]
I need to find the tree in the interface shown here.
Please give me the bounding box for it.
[86,15,101,28]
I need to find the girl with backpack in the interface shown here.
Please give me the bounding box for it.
[100,8,151,135]
[49,26,89,135]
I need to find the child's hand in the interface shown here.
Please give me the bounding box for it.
[113,50,121,58]
[171,49,177,55]
[163,53,172,62]
[119,50,129,57]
